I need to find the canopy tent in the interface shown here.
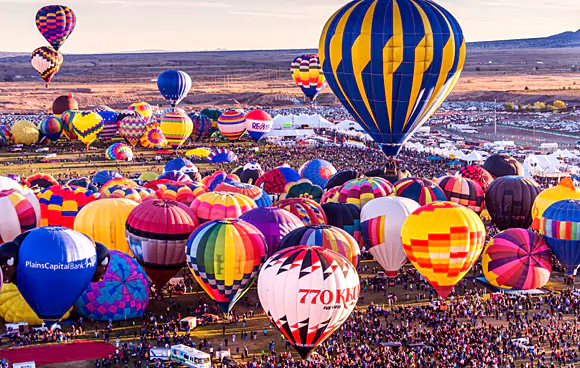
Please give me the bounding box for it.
[264,129,316,138]
[272,114,336,130]
[335,120,364,131]
[462,151,484,163]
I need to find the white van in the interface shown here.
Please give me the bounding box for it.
[179,317,197,331]
[149,347,170,362]
[170,344,211,368]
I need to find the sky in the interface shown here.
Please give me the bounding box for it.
[0,0,578,54]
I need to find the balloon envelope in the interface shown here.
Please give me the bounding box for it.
[157,70,192,107]
[35,5,76,50]
[485,176,542,230]
[540,199,580,270]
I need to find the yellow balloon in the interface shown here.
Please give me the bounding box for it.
[0,283,71,324]
[74,198,137,255]
[11,120,39,145]
[160,109,193,149]
[138,172,159,183]
[185,148,211,158]
[72,112,104,147]
[531,177,580,230]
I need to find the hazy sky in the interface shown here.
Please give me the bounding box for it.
[0,0,578,54]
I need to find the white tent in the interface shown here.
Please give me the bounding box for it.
[463,151,484,163]
[264,129,315,138]
[335,120,364,131]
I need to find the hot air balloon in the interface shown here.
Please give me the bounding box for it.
[435,176,485,214]
[92,170,122,187]
[38,185,96,229]
[11,120,39,145]
[273,198,327,226]
[190,114,212,142]
[239,162,264,185]
[334,177,395,209]
[140,126,167,149]
[279,225,360,266]
[75,251,149,321]
[185,148,211,159]
[72,112,104,147]
[319,0,466,157]
[485,176,542,230]
[164,158,194,173]
[483,154,523,178]
[74,199,138,255]
[35,5,76,50]
[0,283,72,324]
[482,229,552,290]
[119,115,147,147]
[200,108,221,128]
[61,110,80,140]
[245,110,272,143]
[539,200,580,270]
[321,202,362,245]
[0,189,40,244]
[299,159,337,188]
[322,185,341,205]
[0,227,107,322]
[325,170,362,190]
[38,116,63,142]
[258,246,359,359]
[157,70,192,107]
[160,109,193,149]
[52,94,78,116]
[100,185,156,203]
[401,202,486,298]
[361,197,419,277]
[0,176,23,192]
[156,182,207,205]
[23,173,58,191]
[201,170,239,191]
[280,179,324,203]
[190,192,256,222]
[128,102,153,122]
[256,166,301,194]
[105,143,133,161]
[97,111,119,142]
[214,182,272,208]
[532,177,580,230]
[31,46,63,87]
[290,54,327,103]
[158,170,192,183]
[457,165,494,192]
[217,110,247,143]
[186,219,267,314]
[207,148,238,163]
[239,207,303,258]
[394,178,447,206]
[126,200,199,289]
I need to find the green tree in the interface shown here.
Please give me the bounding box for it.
[534,101,546,111]
[554,100,567,109]
[504,102,515,111]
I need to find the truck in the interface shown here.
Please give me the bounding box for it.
[179,317,197,331]
[169,344,211,368]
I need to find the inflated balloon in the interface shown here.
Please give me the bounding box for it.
[11,120,39,145]
[321,186,341,204]
[239,162,264,185]
[214,182,272,208]
[158,170,192,183]
[458,165,494,192]
[38,185,96,229]
[74,199,138,255]
[128,102,153,122]
[39,116,63,142]
[97,111,119,142]
[140,126,167,148]
[279,225,360,266]
[280,179,324,203]
[256,166,301,194]
[35,5,76,50]
[92,105,114,113]
[325,170,362,190]
[200,108,221,128]
[119,115,147,147]
[258,246,359,359]
[157,70,192,107]
[160,109,193,149]
[100,178,139,193]
[60,110,80,140]
[483,154,524,178]
[190,192,256,222]
[201,170,239,191]
[435,176,485,214]
[485,176,542,230]
[0,189,40,244]
[401,202,486,298]
[320,0,465,157]
[31,46,63,87]
[394,178,447,206]
[239,207,303,258]
[138,172,158,183]
[361,197,419,277]
[105,143,133,161]
[186,219,267,314]
[299,159,337,188]
[23,173,58,191]
[532,177,580,230]
[218,110,247,142]
[75,251,149,321]
[72,112,104,147]
[92,170,122,187]
[245,110,272,143]
[164,158,194,173]
[482,229,551,290]
[0,176,22,192]
[539,200,580,270]
[185,148,211,159]
[100,185,156,203]
[291,54,327,103]
[207,148,238,163]
[52,94,78,116]
[274,198,327,226]
[156,182,207,205]
[126,200,199,289]
[321,202,362,246]
[0,227,103,321]
[0,283,71,324]
[334,177,395,208]
[190,114,212,142]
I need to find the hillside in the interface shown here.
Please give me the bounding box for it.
[469,29,580,49]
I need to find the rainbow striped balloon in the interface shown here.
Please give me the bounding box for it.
[217,110,246,142]
[128,102,153,122]
[334,177,394,209]
[273,198,327,226]
[394,178,447,206]
[540,199,580,270]
[100,185,157,204]
[190,192,256,223]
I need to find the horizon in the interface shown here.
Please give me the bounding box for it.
[0,0,578,54]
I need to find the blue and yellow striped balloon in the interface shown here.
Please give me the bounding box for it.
[319,0,465,157]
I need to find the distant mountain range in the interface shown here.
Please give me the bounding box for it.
[468,29,580,49]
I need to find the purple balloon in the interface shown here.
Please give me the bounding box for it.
[239,207,303,257]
